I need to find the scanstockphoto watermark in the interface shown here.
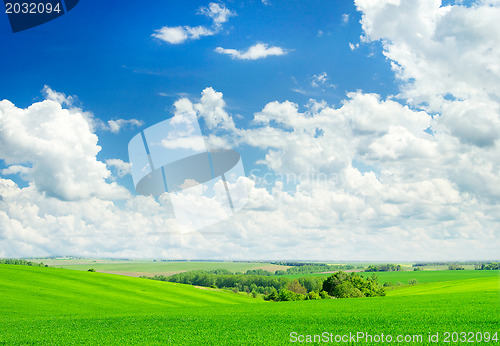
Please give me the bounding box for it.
[290,332,423,344]
[289,331,499,343]
[249,168,344,187]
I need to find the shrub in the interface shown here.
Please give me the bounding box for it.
[322,271,385,298]
[307,291,321,300]
[334,282,364,298]
[319,290,330,299]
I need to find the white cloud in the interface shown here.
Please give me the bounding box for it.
[2,165,30,175]
[311,72,328,87]
[107,119,144,133]
[355,0,500,147]
[152,26,214,44]
[310,72,334,88]
[1,85,500,260]
[342,14,350,23]
[195,87,235,130]
[177,86,499,260]
[153,2,235,44]
[0,89,129,201]
[42,85,74,106]
[215,43,288,60]
[105,159,131,178]
[198,2,235,26]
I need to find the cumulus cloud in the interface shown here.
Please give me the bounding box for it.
[215,43,288,60]
[105,159,131,178]
[355,0,500,147]
[198,2,235,26]
[0,89,129,201]
[167,85,498,260]
[107,119,144,133]
[152,25,216,44]
[42,85,74,106]
[1,86,499,260]
[152,2,235,44]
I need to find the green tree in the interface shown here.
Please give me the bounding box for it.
[334,282,363,298]
[323,271,384,298]
[322,271,350,295]
[287,279,307,295]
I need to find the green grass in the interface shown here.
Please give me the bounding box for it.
[387,276,500,296]
[26,258,288,276]
[282,269,499,283]
[1,265,499,345]
[372,269,500,284]
[0,264,260,319]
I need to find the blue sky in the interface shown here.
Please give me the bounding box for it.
[0,0,396,182]
[0,0,499,260]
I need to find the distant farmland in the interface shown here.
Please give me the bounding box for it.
[26,258,291,277]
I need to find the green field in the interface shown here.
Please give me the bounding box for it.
[1,264,499,345]
[282,269,499,283]
[26,258,289,277]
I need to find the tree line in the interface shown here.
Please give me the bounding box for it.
[144,270,385,301]
[0,259,47,267]
[275,264,357,275]
[475,262,500,270]
[365,264,403,272]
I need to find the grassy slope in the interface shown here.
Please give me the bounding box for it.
[1,265,499,345]
[0,265,260,319]
[282,269,500,282]
[386,275,500,296]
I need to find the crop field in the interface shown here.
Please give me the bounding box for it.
[1,264,499,345]
[282,268,499,283]
[26,258,290,277]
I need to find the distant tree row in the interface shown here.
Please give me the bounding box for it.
[270,261,324,267]
[185,265,358,277]
[413,261,496,267]
[448,263,465,270]
[365,264,403,272]
[475,262,500,270]
[274,264,357,276]
[0,259,47,267]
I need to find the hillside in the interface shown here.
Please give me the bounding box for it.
[0,264,261,319]
[0,264,498,345]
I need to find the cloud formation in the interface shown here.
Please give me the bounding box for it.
[105,159,131,178]
[107,119,144,133]
[1,1,499,260]
[0,90,129,201]
[215,43,288,60]
[152,2,235,44]
[1,85,499,259]
[355,0,500,147]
